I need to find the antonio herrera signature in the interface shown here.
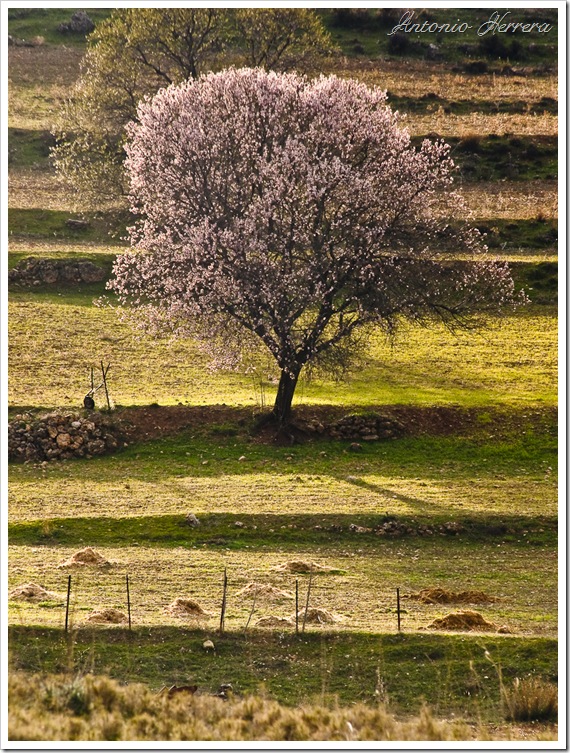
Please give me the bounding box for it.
[388,10,553,37]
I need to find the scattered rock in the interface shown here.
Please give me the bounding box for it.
[8,257,105,287]
[349,524,372,534]
[9,583,61,602]
[203,639,215,650]
[57,11,95,34]
[329,413,404,442]
[85,608,127,624]
[348,443,363,452]
[426,610,497,632]
[234,521,245,527]
[57,547,111,569]
[185,513,200,527]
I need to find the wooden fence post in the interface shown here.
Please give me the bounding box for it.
[65,575,72,633]
[219,568,228,634]
[126,574,132,631]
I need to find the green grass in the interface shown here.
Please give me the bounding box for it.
[319,8,558,64]
[8,209,125,243]
[8,626,557,723]
[7,284,558,409]
[8,8,111,46]
[478,219,557,251]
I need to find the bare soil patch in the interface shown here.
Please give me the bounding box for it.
[114,404,556,446]
[9,583,61,601]
[426,610,497,632]
[406,588,498,605]
[57,547,111,569]
[85,608,127,624]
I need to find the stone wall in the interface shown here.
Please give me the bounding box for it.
[8,412,124,462]
[9,257,106,287]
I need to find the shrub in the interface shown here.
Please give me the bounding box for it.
[503,677,558,723]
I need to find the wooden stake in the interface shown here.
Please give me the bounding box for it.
[219,568,228,634]
[244,590,257,632]
[100,361,111,411]
[90,367,94,393]
[65,575,72,633]
[302,569,313,634]
[295,580,299,635]
[126,574,132,631]
[397,587,401,632]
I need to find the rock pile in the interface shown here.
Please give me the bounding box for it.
[8,411,124,462]
[9,257,106,287]
[57,11,95,34]
[329,413,404,441]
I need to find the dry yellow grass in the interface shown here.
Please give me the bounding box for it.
[9,671,557,742]
[458,181,558,221]
[7,543,557,635]
[330,61,558,102]
[7,469,557,523]
[404,112,557,138]
[9,170,80,212]
[8,238,123,260]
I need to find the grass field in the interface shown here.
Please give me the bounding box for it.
[7,7,559,742]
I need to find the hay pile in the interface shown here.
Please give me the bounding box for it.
[426,610,497,632]
[85,609,127,624]
[166,598,211,619]
[255,616,294,628]
[294,608,339,625]
[271,560,333,574]
[57,547,111,569]
[236,583,293,600]
[9,583,61,601]
[407,588,498,604]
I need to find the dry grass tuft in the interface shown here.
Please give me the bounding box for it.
[85,608,128,624]
[406,588,498,605]
[502,677,558,723]
[271,560,334,574]
[57,547,111,569]
[8,671,558,741]
[426,610,497,632]
[165,598,211,619]
[236,583,294,600]
[9,583,61,602]
[294,607,340,625]
[255,616,294,628]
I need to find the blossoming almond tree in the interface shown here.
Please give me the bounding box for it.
[110,68,523,425]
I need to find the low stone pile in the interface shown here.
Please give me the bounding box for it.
[57,11,95,34]
[9,257,106,287]
[8,411,124,462]
[329,413,405,441]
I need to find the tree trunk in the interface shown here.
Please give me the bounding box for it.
[271,368,300,425]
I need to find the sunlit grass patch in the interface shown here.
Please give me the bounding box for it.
[7,535,557,635]
[405,112,557,138]
[332,62,558,103]
[7,288,557,410]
